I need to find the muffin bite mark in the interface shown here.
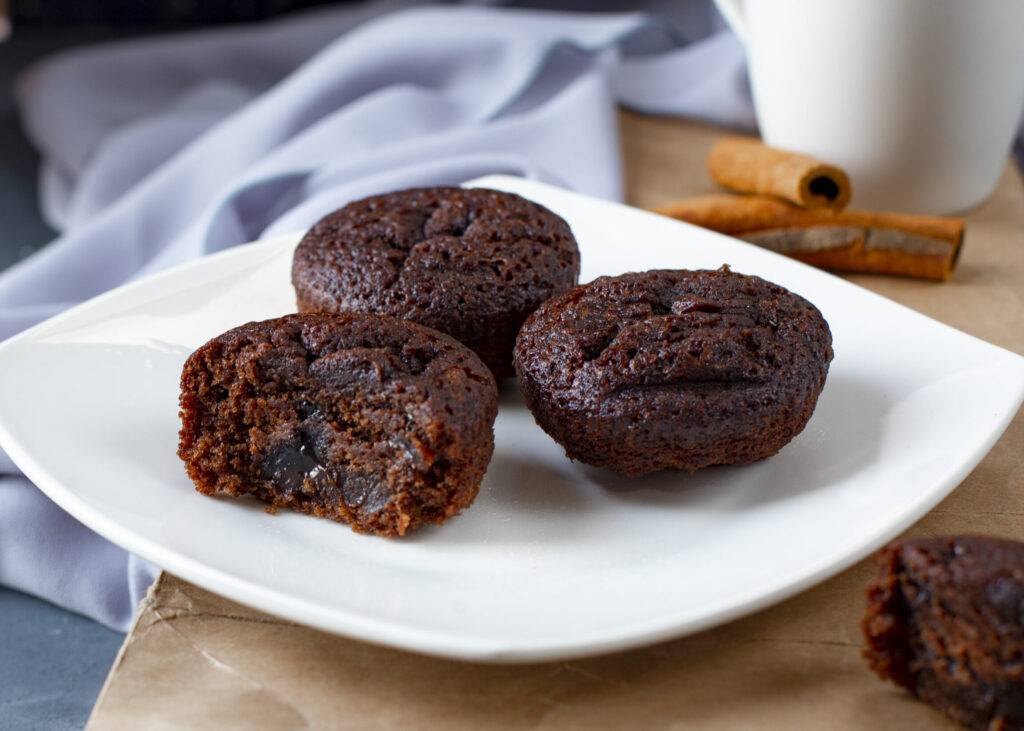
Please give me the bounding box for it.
[178,313,498,536]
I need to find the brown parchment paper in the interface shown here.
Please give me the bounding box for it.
[87,115,1024,731]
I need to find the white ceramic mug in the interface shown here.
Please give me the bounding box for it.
[714,0,1024,214]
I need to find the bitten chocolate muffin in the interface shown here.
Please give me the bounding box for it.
[864,536,1024,731]
[177,313,498,537]
[513,267,833,476]
[291,187,580,379]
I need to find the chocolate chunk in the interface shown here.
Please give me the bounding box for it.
[261,443,326,497]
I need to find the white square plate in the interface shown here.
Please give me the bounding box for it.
[1,176,1022,662]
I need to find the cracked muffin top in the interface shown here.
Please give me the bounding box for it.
[513,267,833,476]
[516,266,832,415]
[291,187,580,378]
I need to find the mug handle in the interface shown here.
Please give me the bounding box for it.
[712,0,748,43]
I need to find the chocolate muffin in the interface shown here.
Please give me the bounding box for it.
[291,187,580,379]
[513,267,833,476]
[864,536,1024,731]
[177,313,498,536]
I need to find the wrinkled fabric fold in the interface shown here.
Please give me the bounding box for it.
[0,1,756,630]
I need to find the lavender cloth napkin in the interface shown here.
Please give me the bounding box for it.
[0,1,755,630]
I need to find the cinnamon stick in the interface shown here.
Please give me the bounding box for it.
[654,194,964,282]
[708,136,852,212]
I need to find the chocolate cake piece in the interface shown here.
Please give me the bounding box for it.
[177,313,498,536]
[513,266,833,476]
[864,535,1024,731]
[291,187,580,379]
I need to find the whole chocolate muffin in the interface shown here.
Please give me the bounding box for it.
[513,267,833,476]
[178,313,498,536]
[292,187,580,379]
[864,536,1024,731]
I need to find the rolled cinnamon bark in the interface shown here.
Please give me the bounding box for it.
[708,136,852,212]
[654,194,964,282]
